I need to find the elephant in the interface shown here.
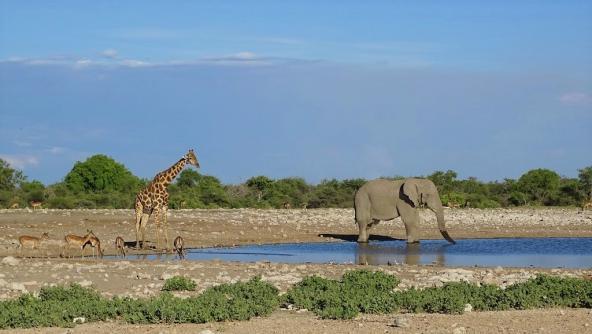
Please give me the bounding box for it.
[354,178,455,244]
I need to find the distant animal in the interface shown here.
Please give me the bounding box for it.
[9,203,19,209]
[582,200,592,211]
[301,202,308,210]
[135,149,200,250]
[30,201,43,210]
[17,232,49,257]
[62,230,94,258]
[115,236,126,258]
[283,202,291,209]
[173,236,185,259]
[447,201,460,209]
[84,233,104,258]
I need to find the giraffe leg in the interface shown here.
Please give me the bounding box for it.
[163,206,170,252]
[140,213,150,249]
[153,207,162,251]
[135,203,143,249]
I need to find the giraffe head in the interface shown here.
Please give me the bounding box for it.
[185,149,200,168]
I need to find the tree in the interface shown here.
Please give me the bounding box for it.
[0,158,25,191]
[516,169,560,205]
[64,155,142,193]
[578,166,592,199]
[427,170,458,195]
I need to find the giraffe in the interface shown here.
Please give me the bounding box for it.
[135,149,200,251]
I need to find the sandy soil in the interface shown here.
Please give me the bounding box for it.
[1,207,592,333]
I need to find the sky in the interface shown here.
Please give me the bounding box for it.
[0,1,591,185]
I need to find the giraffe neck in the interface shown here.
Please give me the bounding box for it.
[155,157,187,187]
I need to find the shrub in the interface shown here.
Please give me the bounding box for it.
[161,276,197,291]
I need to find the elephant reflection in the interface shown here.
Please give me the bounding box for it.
[355,242,445,266]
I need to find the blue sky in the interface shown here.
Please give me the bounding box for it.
[0,1,591,185]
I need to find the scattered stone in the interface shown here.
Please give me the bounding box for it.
[78,280,93,287]
[1,256,19,266]
[72,317,86,324]
[161,273,174,280]
[464,303,473,313]
[393,316,410,328]
[452,327,466,334]
[8,282,27,292]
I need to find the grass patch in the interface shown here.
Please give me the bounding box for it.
[285,271,592,319]
[161,276,197,291]
[0,277,279,329]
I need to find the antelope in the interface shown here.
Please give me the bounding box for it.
[62,231,94,258]
[173,236,185,259]
[30,201,43,210]
[115,236,126,258]
[84,233,104,258]
[447,201,460,209]
[17,232,49,257]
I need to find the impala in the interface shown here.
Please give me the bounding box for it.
[173,236,185,259]
[17,232,49,257]
[62,231,94,258]
[115,236,126,258]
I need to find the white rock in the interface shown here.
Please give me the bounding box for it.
[394,316,410,328]
[73,317,86,324]
[78,280,93,287]
[9,282,27,292]
[198,330,216,334]
[161,273,174,280]
[1,256,20,266]
[464,303,473,313]
[453,327,466,334]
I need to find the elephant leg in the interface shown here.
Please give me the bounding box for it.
[357,218,371,243]
[398,203,421,243]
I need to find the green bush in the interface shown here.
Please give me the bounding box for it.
[284,271,592,319]
[161,276,197,291]
[0,278,279,329]
[284,270,400,319]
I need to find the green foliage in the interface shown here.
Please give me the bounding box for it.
[0,278,279,329]
[1,153,591,208]
[284,271,592,319]
[64,155,142,194]
[516,169,561,205]
[578,166,592,199]
[284,270,400,319]
[161,276,197,291]
[0,158,25,191]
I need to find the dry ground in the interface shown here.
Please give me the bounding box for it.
[1,207,592,333]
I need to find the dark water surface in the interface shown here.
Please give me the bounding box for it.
[128,238,592,268]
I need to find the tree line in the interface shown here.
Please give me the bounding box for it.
[0,155,590,209]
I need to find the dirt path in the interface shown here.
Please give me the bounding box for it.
[1,208,592,333]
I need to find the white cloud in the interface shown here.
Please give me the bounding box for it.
[0,52,306,69]
[0,154,39,169]
[559,92,592,106]
[45,147,65,155]
[100,49,118,59]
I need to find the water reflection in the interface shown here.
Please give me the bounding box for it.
[356,242,447,266]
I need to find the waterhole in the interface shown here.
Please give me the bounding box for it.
[125,238,592,268]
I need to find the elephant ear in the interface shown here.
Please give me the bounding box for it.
[402,180,420,207]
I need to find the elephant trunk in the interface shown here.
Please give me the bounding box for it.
[432,202,456,244]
